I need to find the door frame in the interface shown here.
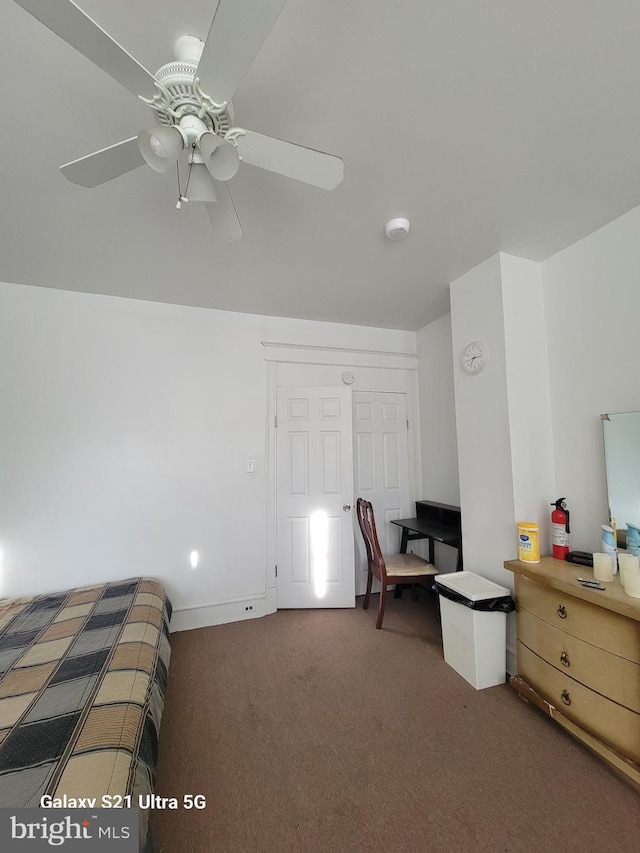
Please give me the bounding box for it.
[263,341,421,614]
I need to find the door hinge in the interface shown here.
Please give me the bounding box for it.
[275,565,278,578]
[407,419,409,430]
[274,415,277,428]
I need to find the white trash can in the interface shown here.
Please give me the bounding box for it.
[435,571,514,690]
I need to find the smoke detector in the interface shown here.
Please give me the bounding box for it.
[385,217,410,240]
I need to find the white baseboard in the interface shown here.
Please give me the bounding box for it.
[170,595,267,633]
[266,586,277,615]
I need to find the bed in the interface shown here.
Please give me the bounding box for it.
[0,577,172,851]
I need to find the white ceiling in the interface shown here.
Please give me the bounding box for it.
[2,0,640,331]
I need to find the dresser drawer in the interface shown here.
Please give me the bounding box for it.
[518,607,640,713]
[517,642,640,761]
[515,575,640,663]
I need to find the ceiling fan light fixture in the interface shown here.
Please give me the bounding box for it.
[385,218,411,241]
[199,132,241,182]
[138,126,185,173]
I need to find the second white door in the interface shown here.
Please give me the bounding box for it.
[353,391,412,596]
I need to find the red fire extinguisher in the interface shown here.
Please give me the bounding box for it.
[550,498,570,560]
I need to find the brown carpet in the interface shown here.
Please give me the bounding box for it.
[151,593,640,852]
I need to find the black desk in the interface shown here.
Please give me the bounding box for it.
[391,500,463,572]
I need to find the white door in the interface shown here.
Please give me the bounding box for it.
[353,392,412,596]
[276,386,355,608]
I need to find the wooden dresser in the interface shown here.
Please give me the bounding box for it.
[505,556,640,786]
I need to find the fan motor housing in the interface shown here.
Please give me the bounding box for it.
[148,60,233,137]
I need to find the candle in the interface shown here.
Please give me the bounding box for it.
[618,553,640,589]
[623,572,640,598]
[593,552,614,582]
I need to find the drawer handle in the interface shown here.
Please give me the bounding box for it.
[560,651,570,668]
[557,604,567,619]
[561,689,571,706]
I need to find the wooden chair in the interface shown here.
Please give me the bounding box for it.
[356,498,438,629]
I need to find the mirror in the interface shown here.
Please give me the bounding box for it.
[602,412,640,546]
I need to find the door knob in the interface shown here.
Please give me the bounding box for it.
[343,504,351,511]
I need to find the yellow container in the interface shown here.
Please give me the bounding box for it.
[517,522,540,563]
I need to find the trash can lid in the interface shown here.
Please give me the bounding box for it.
[435,571,511,602]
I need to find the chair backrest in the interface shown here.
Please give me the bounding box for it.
[356,498,387,580]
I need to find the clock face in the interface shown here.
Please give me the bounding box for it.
[462,341,487,374]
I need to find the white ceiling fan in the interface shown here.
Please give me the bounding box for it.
[13,0,345,242]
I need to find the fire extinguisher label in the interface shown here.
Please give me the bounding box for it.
[551,522,569,547]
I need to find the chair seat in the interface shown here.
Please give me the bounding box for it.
[384,553,438,577]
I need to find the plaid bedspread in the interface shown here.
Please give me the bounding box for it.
[0,578,171,849]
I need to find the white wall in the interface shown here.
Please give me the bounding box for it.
[0,282,414,627]
[543,204,640,553]
[449,254,517,586]
[416,313,460,507]
[501,254,556,537]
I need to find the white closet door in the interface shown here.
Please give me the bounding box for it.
[353,392,411,596]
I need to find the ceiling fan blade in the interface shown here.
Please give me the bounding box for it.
[205,185,243,243]
[13,0,156,99]
[196,0,288,104]
[60,137,145,187]
[235,131,344,190]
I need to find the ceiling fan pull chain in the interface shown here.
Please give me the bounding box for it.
[175,161,182,209]
[175,160,191,210]
[179,149,197,208]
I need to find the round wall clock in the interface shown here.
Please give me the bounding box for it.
[461,340,488,375]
